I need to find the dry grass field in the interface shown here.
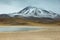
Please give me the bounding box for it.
[0,18,60,27]
[0,27,60,40]
[0,30,60,40]
[0,18,60,40]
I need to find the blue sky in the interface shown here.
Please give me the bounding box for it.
[0,0,60,14]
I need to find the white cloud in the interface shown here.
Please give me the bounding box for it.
[0,4,21,14]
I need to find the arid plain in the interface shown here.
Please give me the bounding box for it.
[0,27,60,40]
[0,18,60,27]
[0,18,60,40]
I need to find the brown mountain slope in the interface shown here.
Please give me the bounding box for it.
[0,18,60,27]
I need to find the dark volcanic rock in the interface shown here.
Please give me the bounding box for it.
[0,14,10,18]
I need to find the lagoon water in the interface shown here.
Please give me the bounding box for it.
[0,27,46,32]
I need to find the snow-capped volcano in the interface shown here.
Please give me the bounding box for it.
[0,6,60,23]
[13,6,57,18]
[0,6,59,19]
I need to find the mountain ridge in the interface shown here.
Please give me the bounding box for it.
[0,6,60,23]
[13,6,58,18]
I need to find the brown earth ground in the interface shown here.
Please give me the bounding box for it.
[0,30,60,40]
[0,18,60,27]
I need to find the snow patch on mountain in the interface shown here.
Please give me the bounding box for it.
[8,6,58,18]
